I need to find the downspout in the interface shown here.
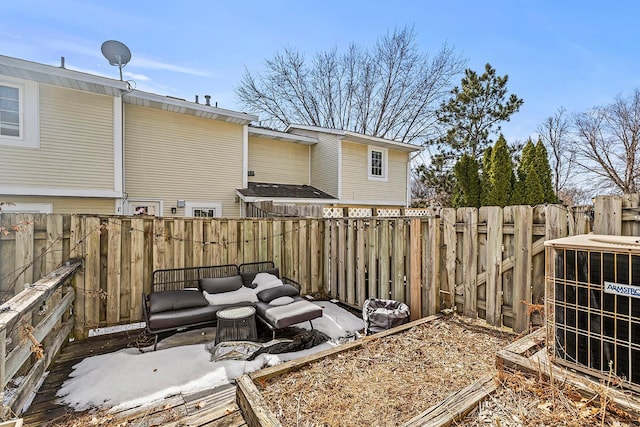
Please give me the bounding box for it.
[308,145,311,185]
[114,93,124,214]
[242,124,249,217]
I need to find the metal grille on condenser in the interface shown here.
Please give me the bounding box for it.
[549,247,640,390]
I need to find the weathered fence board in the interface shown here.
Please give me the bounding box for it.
[482,206,503,326]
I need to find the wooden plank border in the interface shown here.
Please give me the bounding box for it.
[236,315,442,427]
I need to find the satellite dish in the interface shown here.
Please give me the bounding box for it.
[101,40,131,80]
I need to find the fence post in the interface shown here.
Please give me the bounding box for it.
[462,208,478,318]
[441,208,456,309]
[483,206,503,326]
[426,214,440,316]
[15,213,34,286]
[594,195,622,235]
[545,204,568,240]
[106,218,122,325]
[409,218,422,320]
[512,205,533,333]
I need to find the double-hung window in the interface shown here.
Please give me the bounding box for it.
[0,84,20,137]
[0,77,39,148]
[368,146,388,181]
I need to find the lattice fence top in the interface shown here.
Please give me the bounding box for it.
[323,207,343,218]
[405,208,434,217]
[347,208,373,218]
[376,208,402,217]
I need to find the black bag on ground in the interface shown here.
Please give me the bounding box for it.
[362,298,410,335]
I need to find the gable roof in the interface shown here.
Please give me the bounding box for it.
[0,54,257,125]
[285,124,422,152]
[236,182,337,203]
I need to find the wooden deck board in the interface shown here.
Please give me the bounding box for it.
[21,330,247,427]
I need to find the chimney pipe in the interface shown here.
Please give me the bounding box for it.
[60,56,65,69]
[215,101,218,108]
[204,95,211,106]
[195,95,199,104]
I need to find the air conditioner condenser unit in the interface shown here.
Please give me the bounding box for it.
[545,234,640,392]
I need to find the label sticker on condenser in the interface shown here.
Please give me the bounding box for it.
[604,281,640,299]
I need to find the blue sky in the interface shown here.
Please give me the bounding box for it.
[2,1,639,142]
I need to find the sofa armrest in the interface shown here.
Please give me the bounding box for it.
[281,276,301,291]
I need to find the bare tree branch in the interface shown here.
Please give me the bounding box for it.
[537,107,576,194]
[235,26,466,143]
[571,90,640,194]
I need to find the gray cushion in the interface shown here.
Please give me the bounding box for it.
[241,268,280,288]
[198,275,243,294]
[257,284,299,302]
[149,290,208,314]
[256,298,323,329]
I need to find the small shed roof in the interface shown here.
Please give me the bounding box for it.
[236,182,337,203]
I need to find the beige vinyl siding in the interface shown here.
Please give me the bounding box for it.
[306,131,339,197]
[341,141,408,205]
[248,136,309,184]
[124,104,244,217]
[0,83,115,190]
[0,195,114,214]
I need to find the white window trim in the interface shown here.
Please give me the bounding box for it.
[185,201,222,218]
[124,199,163,216]
[368,146,388,182]
[0,203,52,213]
[0,75,39,148]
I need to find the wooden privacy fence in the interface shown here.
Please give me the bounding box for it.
[2,194,639,338]
[323,205,571,332]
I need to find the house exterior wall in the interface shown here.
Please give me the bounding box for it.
[124,104,244,217]
[0,83,115,191]
[340,140,408,206]
[0,195,114,214]
[248,136,309,184]
[301,131,339,198]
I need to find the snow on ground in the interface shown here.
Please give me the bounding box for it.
[56,301,363,412]
[298,301,365,341]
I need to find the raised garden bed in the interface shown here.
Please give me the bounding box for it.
[237,314,515,426]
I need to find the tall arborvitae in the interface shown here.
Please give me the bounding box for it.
[517,138,545,205]
[534,138,557,203]
[453,154,481,207]
[484,135,513,207]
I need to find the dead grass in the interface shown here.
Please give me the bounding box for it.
[461,369,640,426]
[259,315,514,427]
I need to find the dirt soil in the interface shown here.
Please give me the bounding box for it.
[259,314,514,426]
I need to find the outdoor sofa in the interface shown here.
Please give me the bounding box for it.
[142,261,322,350]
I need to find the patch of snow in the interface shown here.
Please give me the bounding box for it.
[295,301,365,341]
[56,301,363,412]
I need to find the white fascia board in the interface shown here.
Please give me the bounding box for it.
[343,131,421,152]
[337,198,408,206]
[125,90,258,124]
[0,186,121,198]
[249,127,318,144]
[285,124,346,136]
[0,55,129,91]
